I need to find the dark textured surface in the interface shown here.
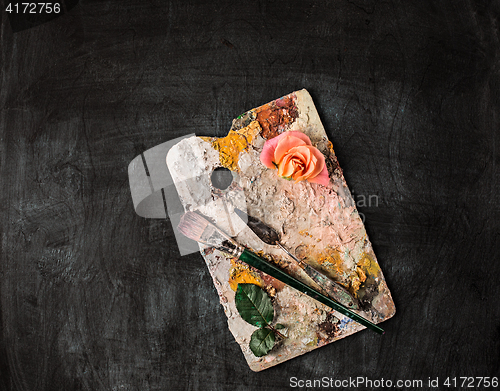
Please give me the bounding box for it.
[1,1,499,390]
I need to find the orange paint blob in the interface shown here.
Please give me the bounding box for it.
[228,258,264,291]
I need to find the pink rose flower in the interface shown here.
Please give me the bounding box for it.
[260,131,330,186]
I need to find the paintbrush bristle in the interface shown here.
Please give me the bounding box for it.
[177,211,210,241]
[177,211,240,257]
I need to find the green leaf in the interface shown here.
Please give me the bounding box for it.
[235,284,274,327]
[275,323,285,330]
[249,328,275,357]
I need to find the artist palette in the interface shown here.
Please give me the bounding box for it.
[165,89,395,371]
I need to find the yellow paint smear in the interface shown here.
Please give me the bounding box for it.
[209,120,261,171]
[315,247,345,276]
[357,252,380,277]
[350,266,367,294]
[228,258,264,291]
[312,247,375,296]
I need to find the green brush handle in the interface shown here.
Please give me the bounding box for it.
[239,249,384,335]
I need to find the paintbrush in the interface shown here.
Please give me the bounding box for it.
[177,211,384,334]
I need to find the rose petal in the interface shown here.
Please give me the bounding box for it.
[294,145,312,161]
[279,146,312,178]
[294,160,316,182]
[278,154,295,177]
[292,158,306,173]
[284,146,312,181]
[297,147,317,176]
[284,146,310,167]
[260,137,279,169]
[274,135,307,165]
[290,147,319,182]
[307,146,326,178]
[307,164,330,186]
[281,131,312,145]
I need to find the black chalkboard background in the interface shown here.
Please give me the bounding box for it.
[1,1,499,390]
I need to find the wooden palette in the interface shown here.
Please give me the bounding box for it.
[165,89,395,371]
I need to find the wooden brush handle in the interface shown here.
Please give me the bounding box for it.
[239,249,384,334]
